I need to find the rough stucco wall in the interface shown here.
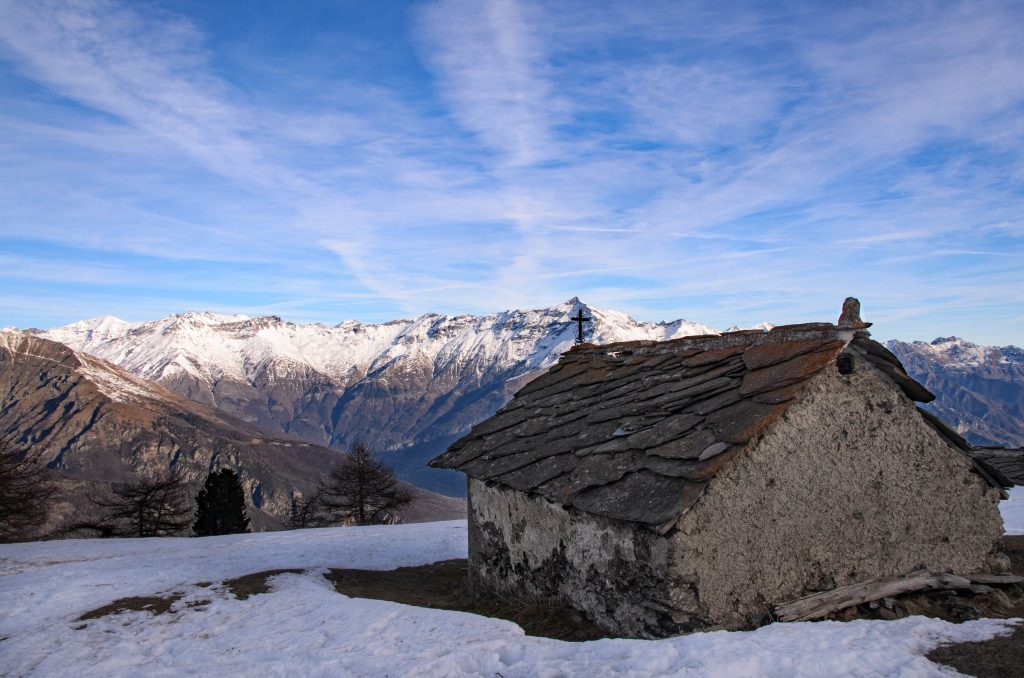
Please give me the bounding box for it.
[467,477,684,638]
[673,361,1005,630]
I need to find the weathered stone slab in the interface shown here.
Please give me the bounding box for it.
[688,445,742,480]
[685,388,745,416]
[643,455,706,478]
[969,447,1024,485]
[697,442,730,460]
[680,346,744,368]
[646,428,716,459]
[626,413,702,449]
[750,381,809,404]
[550,451,645,500]
[500,408,590,441]
[607,352,679,376]
[738,347,839,396]
[851,336,903,368]
[571,470,698,525]
[492,454,578,491]
[741,338,843,371]
[646,376,740,412]
[578,436,632,456]
[460,443,565,479]
[705,399,787,444]
[768,322,835,333]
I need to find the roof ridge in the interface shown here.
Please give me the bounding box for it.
[566,322,855,359]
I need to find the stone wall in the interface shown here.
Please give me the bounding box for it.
[671,361,1006,629]
[467,478,681,637]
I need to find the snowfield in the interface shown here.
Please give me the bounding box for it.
[1003,485,1024,535]
[1,495,1021,677]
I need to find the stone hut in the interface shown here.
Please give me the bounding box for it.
[430,300,1010,638]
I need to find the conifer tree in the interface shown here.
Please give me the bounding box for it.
[0,439,56,542]
[288,489,328,529]
[317,442,412,526]
[193,468,250,536]
[80,466,191,538]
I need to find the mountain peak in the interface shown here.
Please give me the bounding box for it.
[171,310,250,324]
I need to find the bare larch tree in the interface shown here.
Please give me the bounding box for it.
[288,488,328,529]
[0,439,56,542]
[79,466,192,537]
[317,442,412,526]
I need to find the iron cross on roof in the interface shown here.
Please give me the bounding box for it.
[570,308,592,345]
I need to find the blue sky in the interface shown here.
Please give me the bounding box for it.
[1,0,1022,344]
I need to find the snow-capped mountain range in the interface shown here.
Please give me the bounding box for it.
[33,299,723,495]
[885,337,1024,448]
[888,336,1024,369]
[23,300,1023,493]
[40,299,717,387]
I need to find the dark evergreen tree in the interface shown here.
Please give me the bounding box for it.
[193,468,250,536]
[0,439,56,542]
[317,442,412,526]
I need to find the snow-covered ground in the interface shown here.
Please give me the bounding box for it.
[1003,485,1024,534]
[1,499,1021,677]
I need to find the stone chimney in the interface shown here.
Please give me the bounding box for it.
[837,297,871,330]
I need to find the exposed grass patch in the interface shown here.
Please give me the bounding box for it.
[75,569,304,626]
[78,593,184,621]
[324,559,608,642]
[225,569,304,600]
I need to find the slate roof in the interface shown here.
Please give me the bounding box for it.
[970,447,1023,486]
[432,321,1009,532]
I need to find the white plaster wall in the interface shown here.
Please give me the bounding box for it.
[673,362,1005,629]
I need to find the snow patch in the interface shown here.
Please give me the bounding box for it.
[1002,485,1024,535]
[76,354,173,404]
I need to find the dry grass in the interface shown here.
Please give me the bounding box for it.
[75,569,305,625]
[324,559,608,642]
[224,569,304,600]
[77,593,184,621]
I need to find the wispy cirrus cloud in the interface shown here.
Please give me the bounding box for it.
[0,0,1021,342]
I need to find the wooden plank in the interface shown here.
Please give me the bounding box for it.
[774,572,972,622]
[967,573,1024,585]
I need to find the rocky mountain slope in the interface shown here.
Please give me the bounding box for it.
[0,331,465,531]
[886,337,1024,448]
[37,299,718,494]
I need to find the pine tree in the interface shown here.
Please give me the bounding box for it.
[193,468,250,536]
[317,442,412,526]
